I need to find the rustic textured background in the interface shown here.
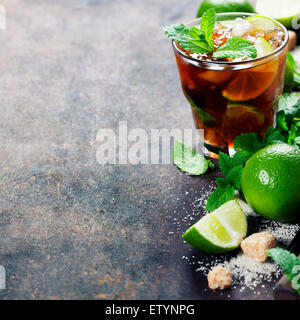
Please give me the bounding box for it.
[0,0,298,300]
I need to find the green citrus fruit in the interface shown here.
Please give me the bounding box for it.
[197,0,255,18]
[222,56,278,102]
[255,0,300,30]
[182,200,247,253]
[246,16,276,31]
[254,37,274,58]
[241,144,300,222]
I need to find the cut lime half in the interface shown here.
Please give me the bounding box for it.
[255,37,273,58]
[246,16,276,31]
[255,0,300,29]
[182,200,247,253]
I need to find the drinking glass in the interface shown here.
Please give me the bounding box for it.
[172,13,289,157]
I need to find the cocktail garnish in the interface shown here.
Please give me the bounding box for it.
[212,37,257,59]
[164,8,257,60]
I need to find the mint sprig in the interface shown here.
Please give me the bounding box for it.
[205,152,243,212]
[205,181,235,212]
[206,93,300,211]
[164,9,257,59]
[164,24,213,54]
[225,165,243,192]
[295,63,300,87]
[172,141,214,175]
[200,7,217,52]
[285,52,300,91]
[213,37,257,60]
[164,8,216,54]
[276,93,300,147]
[233,126,287,165]
[267,247,300,295]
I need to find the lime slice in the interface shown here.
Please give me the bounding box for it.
[255,0,300,29]
[225,104,264,141]
[254,37,273,58]
[222,56,279,102]
[182,200,247,253]
[246,16,276,31]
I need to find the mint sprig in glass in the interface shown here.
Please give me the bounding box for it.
[164,9,289,158]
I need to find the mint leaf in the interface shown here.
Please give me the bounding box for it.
[172,141,214,175]
[207,153,243,211]
[218,151,250,176]
[267,248,300,278]
[225,165,243,192]
[288,52,300,88]
[267,247,300,294]
[213,37,257,59]
[218,152,236,176]
[208,160,215,170]
[288,122,300,146]
[278,93,300,126]
[163,8,216,54]
[191,103,216,126]
[263,127,285,145]
[206,184,235,212]
[275,93,300,147]
[294,62,300,87]
[215,177,226,188]
[164,24,212,54]
[200,8,217,51]
[276,110,289,132]
[233,150,252,166]
[285,52,296,92]
[234,132,264,154]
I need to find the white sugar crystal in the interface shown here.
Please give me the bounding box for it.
[223,253,281,289]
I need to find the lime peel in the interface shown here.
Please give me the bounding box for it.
[254,37,273,58]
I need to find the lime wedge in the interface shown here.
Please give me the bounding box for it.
[246,16,276,31]
[255,0,300,29]
[182,200,247,253]
[254,37,273,58]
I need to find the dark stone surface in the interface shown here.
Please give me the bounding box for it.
[0,0,298,300]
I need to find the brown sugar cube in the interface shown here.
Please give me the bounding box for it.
[241,231,276,263]
[288,31,297,51]
[207,266,232,290]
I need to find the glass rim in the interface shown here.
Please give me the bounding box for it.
[172,12,289,67]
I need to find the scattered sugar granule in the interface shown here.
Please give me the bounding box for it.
[207,266,232,290]
[173,191,299,294]
[241,231,276,262]
[222,253,282,290]
[259,221,300,248]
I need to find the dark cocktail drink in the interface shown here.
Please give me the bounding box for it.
[168,13,289,157]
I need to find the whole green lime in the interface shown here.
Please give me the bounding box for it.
[197,0,255,18]
[241,144,300,222]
